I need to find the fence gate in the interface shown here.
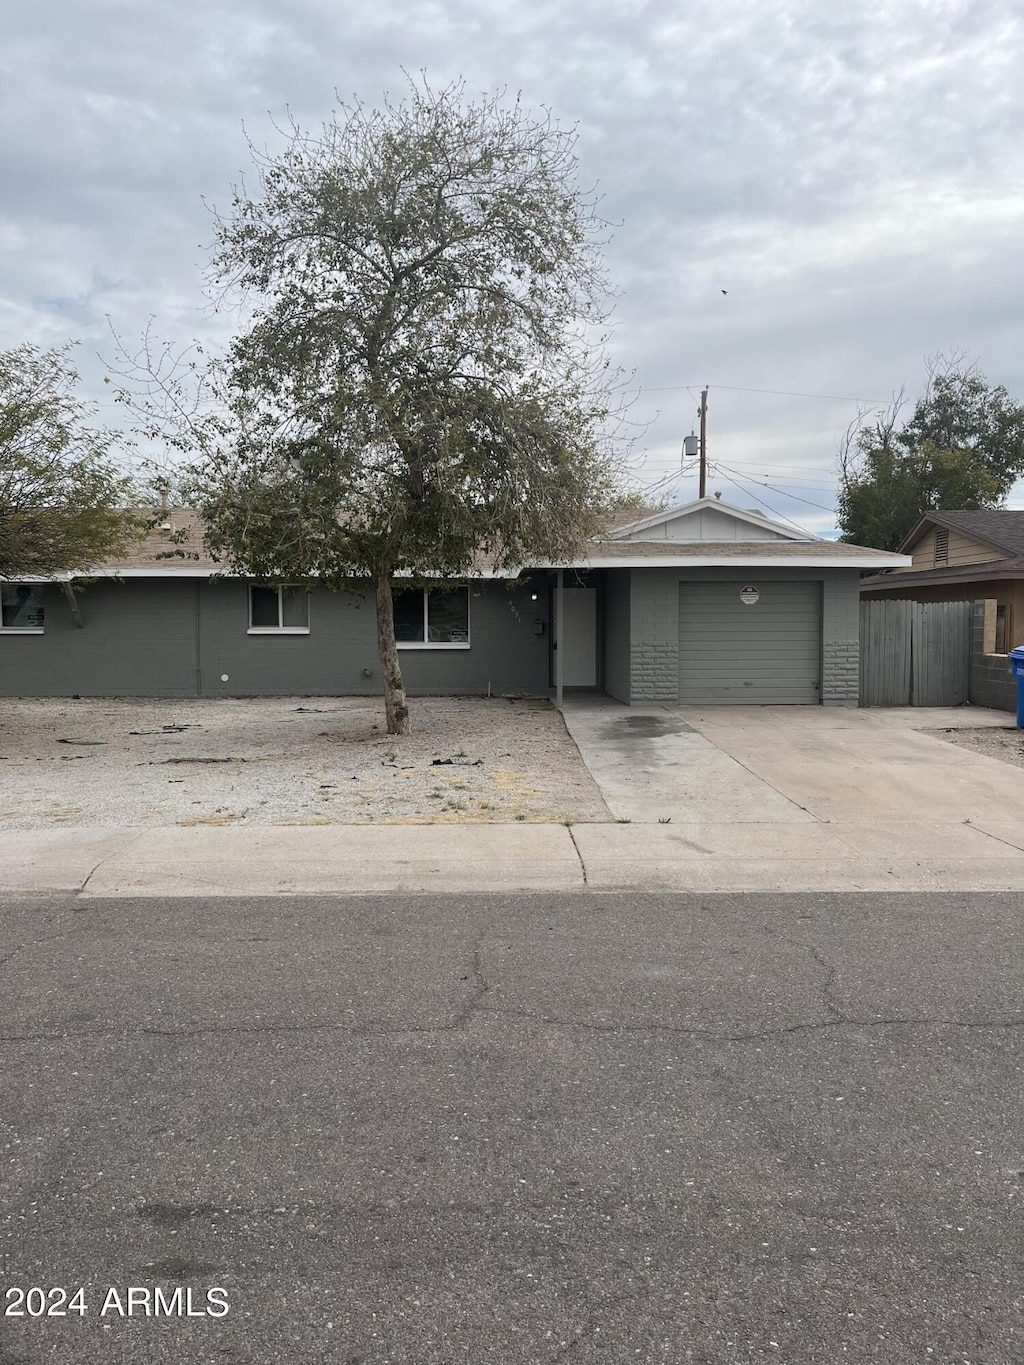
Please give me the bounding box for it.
[859,600,971,706]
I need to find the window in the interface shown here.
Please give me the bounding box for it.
[1,584,45,631]
[394,586,470,647]
[934,527,949,565]
[248,585,309,632]
[995,604,1011,654]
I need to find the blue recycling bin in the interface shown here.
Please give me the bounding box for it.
[1010,647,1024,727]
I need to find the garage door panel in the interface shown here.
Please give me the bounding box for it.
[678,582,821,704]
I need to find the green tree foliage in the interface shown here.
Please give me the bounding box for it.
[145,79,626,733]
[0,343,141,578]
[900,369,1024,488]
[838,364,1024,552]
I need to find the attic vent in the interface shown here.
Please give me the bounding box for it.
[934,527,949,565]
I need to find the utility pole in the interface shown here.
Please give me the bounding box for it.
[698,386,708,499]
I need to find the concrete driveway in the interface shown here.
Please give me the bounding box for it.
[560,697,1024,890]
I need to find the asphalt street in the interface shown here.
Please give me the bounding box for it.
[1,891,1021,1364]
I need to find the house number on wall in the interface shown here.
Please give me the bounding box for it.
[739,585,760,606]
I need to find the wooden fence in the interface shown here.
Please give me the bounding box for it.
[859,600,972,706]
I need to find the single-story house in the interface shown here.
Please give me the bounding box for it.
[1,497,908,705]
[859,509,1024,653]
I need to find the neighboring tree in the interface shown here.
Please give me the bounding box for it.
[900,365,1024,490]
[837,360,1024,551]
[0,343,142,578]
[123,79,627,734]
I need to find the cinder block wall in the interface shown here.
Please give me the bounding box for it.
[970,600,1017,712]
[821,573,860,707]
[629,570,679,702]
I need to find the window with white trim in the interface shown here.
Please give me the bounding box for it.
[394,586,470,647]
[248,585,310,633]
[1,584,45,631]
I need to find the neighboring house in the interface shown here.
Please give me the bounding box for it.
[859,510,1024,653]
[1,497,907,704]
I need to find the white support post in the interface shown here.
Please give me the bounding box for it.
[555,569,564,708]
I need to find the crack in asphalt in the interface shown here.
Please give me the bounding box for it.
[0,919,92,974]
[2,1012,1020,1047]
[3,932,1020,1047]
[807,944,843,1021]
[470,1004,1024,1042]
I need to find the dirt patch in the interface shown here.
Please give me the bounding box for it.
[920,725,1024,770]
[0,696,611,828]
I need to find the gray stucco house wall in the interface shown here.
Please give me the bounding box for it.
[1,580,201,697]
[602,571,631,703]
[1,577,550,698]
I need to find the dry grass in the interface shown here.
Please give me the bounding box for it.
[920,724,1024,770]
[0,695,611,828]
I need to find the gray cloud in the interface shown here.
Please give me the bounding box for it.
[3,0,1023,530]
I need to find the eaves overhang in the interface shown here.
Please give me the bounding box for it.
[860,557,1024,591]
[2,566,522,583]
[538,553,912,570]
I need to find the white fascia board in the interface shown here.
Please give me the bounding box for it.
[0,568,231,580]
[536,554,913,570]
[8,566,520,581]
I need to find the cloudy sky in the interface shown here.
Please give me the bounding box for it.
[4,0,1023,533]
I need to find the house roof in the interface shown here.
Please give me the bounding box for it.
[860,554,1024,593]
[604,496,813,543]
[900,509,1024,557]
[547,538,907,570]
[567,496,906,568]
[12,497,909,579]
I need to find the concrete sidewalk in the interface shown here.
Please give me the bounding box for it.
[9,816,1024,896]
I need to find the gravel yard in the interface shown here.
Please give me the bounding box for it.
[920,724,1024,770]
[0,696,611,828]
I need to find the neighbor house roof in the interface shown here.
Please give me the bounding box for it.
[861,508,1024,592]
[899,509,1024,557]
[860,555,1024,593]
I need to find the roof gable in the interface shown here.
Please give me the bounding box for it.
[607,496,811,544]
[901,509,1024,557]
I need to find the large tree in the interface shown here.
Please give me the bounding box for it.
[0,343,141,579]
[148,79,625,733]
[837,361,1024,551]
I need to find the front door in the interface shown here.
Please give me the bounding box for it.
[559,587,597,686]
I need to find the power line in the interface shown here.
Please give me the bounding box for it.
[630,382,887,404]
[724,459,838,477]
[709,384,886,404]
[727,472,837,490]
[710,466,818,538]
[717,465,837,513]
[637,458,836,491]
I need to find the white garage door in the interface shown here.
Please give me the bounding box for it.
[678,581,822,704]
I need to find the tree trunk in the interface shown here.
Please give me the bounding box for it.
[374,570,410,735]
